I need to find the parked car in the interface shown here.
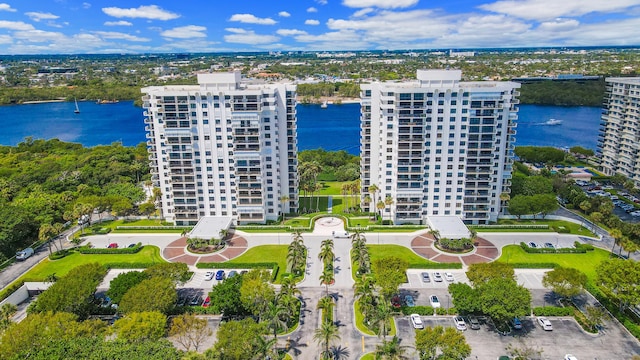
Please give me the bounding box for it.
[544,243,555,249]
[240,270,248,275]
[631,211,640,217]
[215,270,225,280]
[511,317,522,330]
[228,270,238,278]
[202,296,211,308]
[430,295,441,308]
[421,272,431,283]
[127,243,136,248]
[454,316,467,331]
[528,242,538,248]
[107,243,118,249]
[433,272,443,282]
[469,316,481,330]
[564,355,578,360]
[15,247,34,261]
[189,296,202,306]
[204,271,215,281]
[537,317,553,331]
[444,272,455,282]
[404,295,415,307]
[410,314,424,329]
[391,295,402,309]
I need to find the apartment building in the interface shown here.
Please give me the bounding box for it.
[598,77,640,184]
[142,71,298,225]
[360,70,520,224]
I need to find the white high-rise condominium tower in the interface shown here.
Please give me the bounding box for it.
[142,71,298,225]
[598,77,640,184]
[360,70,520,224]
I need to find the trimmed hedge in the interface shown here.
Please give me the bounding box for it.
[104,262,159,269]
[520,242,586,254]
[574,241,594,251]
[470,224,549,229]
[408,262,463,269]
[585,282,640,340]
[115,226,191,230]
[435,307,448,315]
[78,243,143,254]
[49,249,72,260]
[400,305,434,315]
[533,306,573,316]
[0,280,25,302]
[507,263,559,269]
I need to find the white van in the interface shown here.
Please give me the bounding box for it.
[16,247,34,261]
[332,230,349,238]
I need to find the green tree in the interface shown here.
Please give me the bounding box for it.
[531,193,558,219]
[542,267,587,300]
[240,270,275,322]
[169,313,212,352]
[0,303,17,332]
[508,195,532,220]
[107,271,149,304]
[208,274,248,317]
[478,278,531,325]
[113,311,167,343]
[448,283,480,314]
[415,325,471,360]
[596,258,640,311]
[372,257,409,300]
[144,262,190,285]
[119,277,177,315]
[207,318,266,360]
[375,336,408,359]
[466,262,515,286]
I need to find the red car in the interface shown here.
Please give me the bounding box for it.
[391,295,402,308]
[202,296,211,308]
[107,243,118,249]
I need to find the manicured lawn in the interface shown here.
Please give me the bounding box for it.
[315,181,351,195]
[496,245,612,280]
[360,353,374,360]
[368,245,439,267]
[487,219,596,237]
[224,245,288,283]
[26,246,165,280]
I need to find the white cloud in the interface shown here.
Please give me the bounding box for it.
[0,3,16,12]
[102,5,179,20]
[0,34,12,44]
[229,13,277,25]
[104,20,132,26]
[277,29,308,36]
[479,0,640,21]
[13,29,66,43]
[278,11,291,17]
[342,0,419,8]
[25,12,59,22]
[317,0,328,4]
[224,28,279,44]
[352,8,374,17]
[0,20,34,30]
[161,25,207,39]
[82,2,91,9]
[537,18,580,32]
[305,19,320,25]
[93,31,150,42]
[307,7,318,13]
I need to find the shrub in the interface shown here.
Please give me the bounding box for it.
[400,306,433,316]
[574,241,594,251]
[447,307,458,315]
[78,243,143,254]
[105,262,160,269]
[552,225,571,234]
[196,262,277,269]
[435,307,448,315]
[533,306,573,316]
[0,281,26,302]
[506,262,559,269]
[49,249,72,260]
[519,242,586,254]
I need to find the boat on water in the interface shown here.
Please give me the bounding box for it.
[74,98,80,114]
[545,118,562,125]
[97,99,119,104]
[320,101,328,109]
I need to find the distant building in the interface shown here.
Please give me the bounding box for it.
[598,77,640,184]
[360,70,520,224]
[142,71,299,225]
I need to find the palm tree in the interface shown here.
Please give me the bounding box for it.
[254,335,277,360]
[376,200,385,221]
[363,195,372,218]
[353,274,375,301]
[374,336,408,360]
[374,300,393,341]
[368,184,379,214]
[265,302,288,352]
[38,223,54,255]
[287,239,306,276]
[352,246,370,274]
[319,267,334,296]
[52,222,65,251]
[609,228,622,254]
[0,303,17,331]
[314,321,340,359]
[351,181,360,212]
[384,195,394,223]
[318,241,335,265]
[428,228,441,242]
[341,183,350,213]
[317,296,334,323]
[315,183,323,212]
[280,194,290,224]
[328,345,350,360]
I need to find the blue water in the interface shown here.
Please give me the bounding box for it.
[0,101,602,154]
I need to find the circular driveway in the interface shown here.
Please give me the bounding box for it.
[162,235,248,266]
[410,233,500,266]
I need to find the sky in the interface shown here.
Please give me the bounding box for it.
[1,0,640,54]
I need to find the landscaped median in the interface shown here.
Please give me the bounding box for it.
[470,219,596,237]
[354,299,397,336]
[195,245,289,283]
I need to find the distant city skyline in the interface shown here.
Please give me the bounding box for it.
[0,0,640,54]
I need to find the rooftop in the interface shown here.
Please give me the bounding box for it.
[427,216,470,239]
[189,216,233,239]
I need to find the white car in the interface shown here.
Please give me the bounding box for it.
[537,317,553,331]
[410,314,424,329]
[433,272,443,282]
[204,271,215,281]
[430,295,441,308]
[454,316,466,331]
[564,355,578,360]
[444,272,455,282]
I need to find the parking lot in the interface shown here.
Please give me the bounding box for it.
[396,315,640,359]
[403,269,550,290]
[97,268,248,292]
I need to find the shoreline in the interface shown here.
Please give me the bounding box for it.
[20,99,67,104]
